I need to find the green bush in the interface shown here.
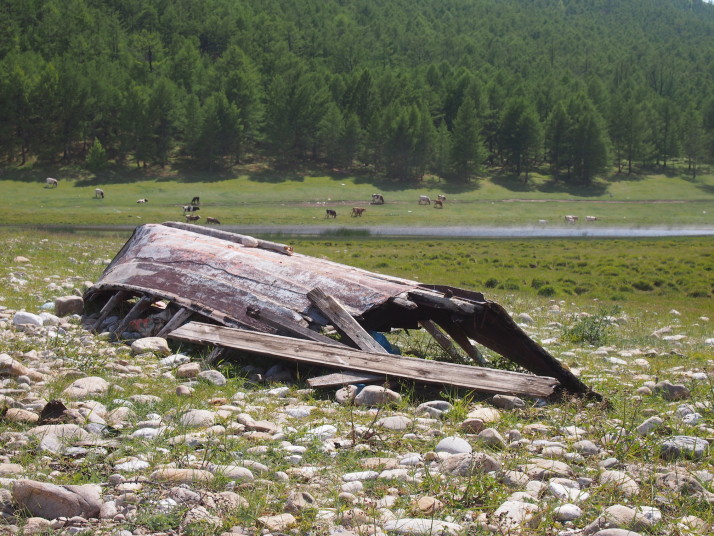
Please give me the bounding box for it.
[484,277,499,288]
[561,307,620,345]
[537,285,556,297]
[632,280,654,291]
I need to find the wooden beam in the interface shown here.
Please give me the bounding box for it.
[112,295,154,338]
[168,322,559,397]
[246,305,345,347]
[157,307,194,338]
[307,287,388,354]
[307,371,386,389]
[436,319,487,366]
[91,291,130,331]
[406,289,476,315]
[418,319,468,364]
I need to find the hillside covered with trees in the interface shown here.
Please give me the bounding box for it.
[1,0,713,184]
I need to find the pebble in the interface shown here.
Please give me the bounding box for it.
[435,436,472,454]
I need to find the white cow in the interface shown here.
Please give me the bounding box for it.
[136,198,148,203]
[45,177,58,188]
[586,216,598,222]
[418,195,431,205]
[94,188,104,199]
[564,215,578,223]
[371,193,385,204]
[437,194,446,202]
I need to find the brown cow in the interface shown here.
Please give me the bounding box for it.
[206,217,221,224]
[185,214,201,223]
[433,199,443,208]
[351,207,366,217]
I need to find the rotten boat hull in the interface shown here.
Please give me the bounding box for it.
[84,222,600,399]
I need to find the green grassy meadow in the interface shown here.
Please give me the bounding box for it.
[2,167,713,226]
[1,229,711,320]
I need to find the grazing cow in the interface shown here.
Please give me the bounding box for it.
[191,196,200,206]
[586,216,598,222]
[437,194,446,202]
[538,219,549,224]
[433,199,443,208]
[45,178,58,188]
[351,207,366,217]
[185,214,201,223]
[326,209,337,218]
[371,193,385,205]
[136,198,148,204]
[418,195,431,205]
[564,215,578,223]
[94,188,104,199]
[183,205,200,213]
[206,217,221,224]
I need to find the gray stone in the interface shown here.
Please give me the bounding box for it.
[553,503,582,521]
[441,452,500,476]
[130,337,170,356]
[377,415,412,431]
[435,436,472,455]
[54,296,84,317]
[492,500,541,530]
[198,370,227,386]
[62,377,110,399]
[416,400,452,418]
[599,471,641,496]
[659,436,709,460]
[335,385,357,405]
[574,439,600,456]
[353,385,401,406]
[285,491,316,512]
[478,428,507,449]
[179,409,216,428]
[12,480,102,520]
[383,518,462,535]
[491,394,525,410]
[13,312,43,327]
[636,416,663,436]
[176,362,201,378]
[653,380,690,401]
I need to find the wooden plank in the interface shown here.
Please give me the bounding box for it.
[307,371,386,388]
[436,319,487,366]
[157,307,194,338]
[418,319,468,364]
[307,287,388,354]
[168,322,559,397]
[246,305,346,347]
[112,295,153,337]
[406,289,476,315]
[91,291,130,331]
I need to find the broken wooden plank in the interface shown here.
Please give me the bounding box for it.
[418,319,468,364]
[163,222,294,255]
[246,305,345,347]
[157,307,194,338]
[307,287,388,354]
[168,322,560,397]
[406,289,476,315]
[307,371,386,388]
[112,295,154,337]
[91,290,130,331]
[436,319,487,366]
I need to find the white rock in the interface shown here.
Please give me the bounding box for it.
[62,377,110,399]
[553,503,582,521]
[13,312,44,327]
[383,518,462,535]
[435,436,472,455]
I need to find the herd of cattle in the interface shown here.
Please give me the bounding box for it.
[44,179,600,224]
